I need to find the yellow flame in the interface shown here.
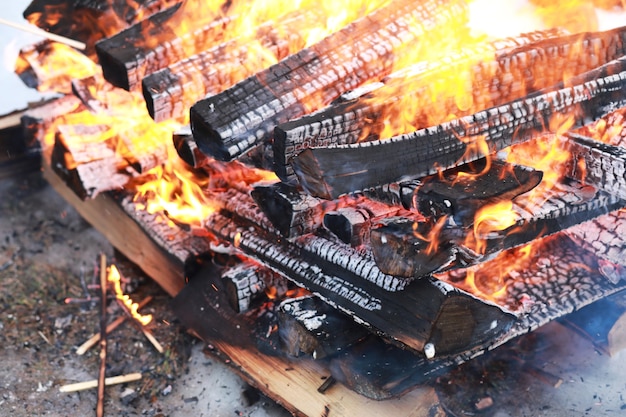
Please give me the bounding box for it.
[108,265,152,326]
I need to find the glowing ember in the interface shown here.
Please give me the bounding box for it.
[108,265,152,326]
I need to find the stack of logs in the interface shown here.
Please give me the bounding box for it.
[11,0,626,399]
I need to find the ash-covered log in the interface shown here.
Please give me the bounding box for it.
[143,10,326,122]
[95,3,231,90]
[562,132,626,200]
[292,56,626,199]
[190,0,469,163]
[221,260,285,313]
[567,209,626,271]
[370,180,625,279]
[278,295,369,360]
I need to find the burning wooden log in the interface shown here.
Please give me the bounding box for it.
[23,0,180,52]
[416,159,544,223]
[189,0,469,162]
[275,26,597,182]
[21,94,86,146]
[51,121,169,199]
[95,3,231,90]
[221,260,287,313]
[250,183,340,238]
[370,180,625,279]
[278,295,369,359]
[292,56,626,199]
[562,132,626,200]
[323,198,402,247]
[51,124,129,199]
[142,10,326,122]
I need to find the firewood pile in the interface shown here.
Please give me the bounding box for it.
[6,0,626,404]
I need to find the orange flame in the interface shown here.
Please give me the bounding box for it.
[108,265,152,326]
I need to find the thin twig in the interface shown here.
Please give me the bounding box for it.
[114,298,164,354]
[76,296,153,355]
[59,373,142,393]
[96,254,107,417]
[0,17,86,50]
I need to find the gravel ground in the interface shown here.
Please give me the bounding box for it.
[0,172,291,417]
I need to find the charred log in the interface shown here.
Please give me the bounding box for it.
[21,94,86,145]
[203,210,515,356]
[370,180,625,279]
[276,26,595,182]
[562,132,626,200]
[567,209,626,269]
[323,198,402,247]
[329,336,447,400]
[172,125,209,168]
[51,124,129,199]
[416,159,544,224]
[278,295,369,359]
[23,0,181,53]
[292,56,626,199]
[190,0,469,163]
[95,4,231,90]
[250,183,340,238]
[142,11,325,122]
[222,260,285,313]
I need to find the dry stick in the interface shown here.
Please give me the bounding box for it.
[96,254,107,417]
[59,373,143,393]
[114,298,165,354]
[76,296,154,355]
[0,17,86,50]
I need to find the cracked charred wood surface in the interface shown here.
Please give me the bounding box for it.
[21,95,86,146]
[95,4,231,90]
[23,0,182,52]
[370,180,625,279]
[51,122,168,199]
[190,0,469,163]
[221,260,287,313]
[567,210,626,270]
[445,234,626,322]
[565,107,626,268]
[51,124,129,199]
[293,56,626,199]
[276,26,595,182]
[203,210,515,356]
[416,159,543,223]
[250,183,341,238]
[563,132,626,200]
[143,11,326,122]
[323,198,402,247]
[278,295,370,360]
